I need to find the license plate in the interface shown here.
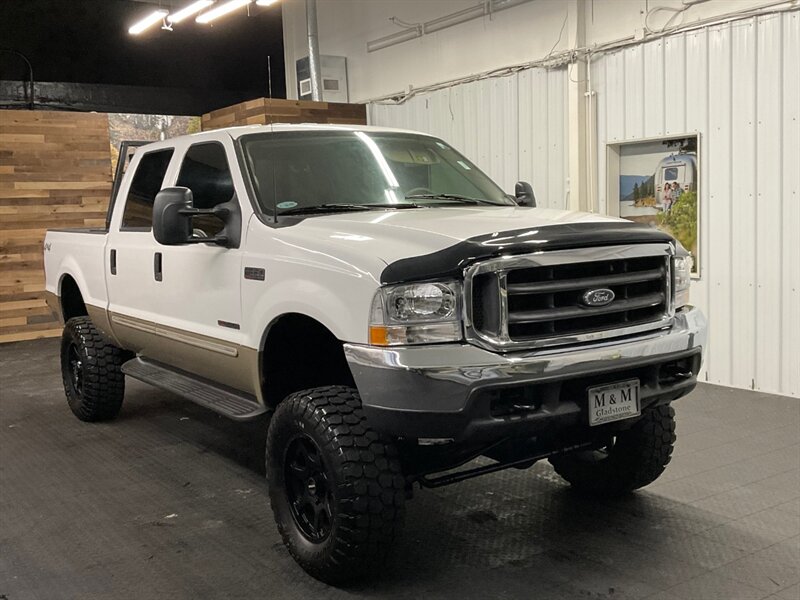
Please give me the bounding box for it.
[588,379,641,426]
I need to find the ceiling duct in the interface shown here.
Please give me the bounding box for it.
[367,0,535,53]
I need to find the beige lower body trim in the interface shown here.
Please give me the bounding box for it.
[43,297,260,400]
[108,312,261,400]
[44,290,63,324]
[111,314,239,357]
[44,291,116,344]
[87,304,117,344]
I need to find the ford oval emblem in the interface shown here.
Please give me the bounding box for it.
[582,288,615,307]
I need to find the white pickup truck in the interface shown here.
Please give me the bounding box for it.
[44,124,706,583]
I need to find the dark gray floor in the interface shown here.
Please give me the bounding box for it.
[1,338,798,600]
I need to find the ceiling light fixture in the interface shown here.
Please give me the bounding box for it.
[128,9,169,35]
[255,0,278,5]
[196,0,252,24]
[168,1,215,24]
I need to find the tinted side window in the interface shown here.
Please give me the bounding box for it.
[121,149,174,229]
[176,143,234,209]
[176,143,234,237]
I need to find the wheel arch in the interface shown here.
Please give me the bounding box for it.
[59,273,88,322]
[258,312,356,408]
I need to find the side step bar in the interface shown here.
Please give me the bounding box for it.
[122,357,268,421]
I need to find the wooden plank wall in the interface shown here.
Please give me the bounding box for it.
[0,110,112,343]
[0,100,364,343]
[202,98,367,130]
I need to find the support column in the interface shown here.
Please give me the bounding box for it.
[566,0,588,212]
[306,0,324,101]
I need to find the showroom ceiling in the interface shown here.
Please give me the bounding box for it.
[0,0,285,96]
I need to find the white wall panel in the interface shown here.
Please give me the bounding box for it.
[604,51,627,142]
[643,40,666,139]
[706,23,734,387]
[756,14,785,396]
[624,44,645,140]
[781,12,800,397]
[592,12,800,397]
[664,35,687,135]
[684,29,710,317]
[730,20,758,391]
[369,68,569,207]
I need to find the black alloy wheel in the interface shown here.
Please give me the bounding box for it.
[66,342,84,397]
[284,435,334,542]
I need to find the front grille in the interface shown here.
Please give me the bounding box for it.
[467,244,672,350]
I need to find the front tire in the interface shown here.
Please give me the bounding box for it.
[266,386,405,584]
[60,316,128,422]
[549,404,676,496]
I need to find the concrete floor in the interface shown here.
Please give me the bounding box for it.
[0,339,798,600]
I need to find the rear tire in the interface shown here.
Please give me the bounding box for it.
[549,404,676,496]
[60,316,128,422]
[266,386,405,584]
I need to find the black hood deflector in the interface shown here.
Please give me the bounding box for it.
[380,221,674,284]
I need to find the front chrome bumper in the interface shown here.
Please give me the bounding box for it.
[344,306,707,439]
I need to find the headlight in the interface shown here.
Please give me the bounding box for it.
[673,254,692,310]
[369,281,462,345]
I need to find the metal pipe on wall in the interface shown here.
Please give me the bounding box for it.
[305,0,323,101]
[0,48,35,110]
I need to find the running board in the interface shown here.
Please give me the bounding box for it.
[121,357,268,421]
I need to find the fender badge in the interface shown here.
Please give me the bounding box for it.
[244,267,265,281]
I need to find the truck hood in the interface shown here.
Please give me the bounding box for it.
[313,205,616,240]
[277,206,671,283]
[292,206,616,257]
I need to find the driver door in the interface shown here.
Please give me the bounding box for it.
[148,138,253,394]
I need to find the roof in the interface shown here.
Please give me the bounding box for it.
[223,122,428,139]
[128,123,436,154]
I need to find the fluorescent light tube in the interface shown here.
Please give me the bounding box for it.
[168,1,215,23]
[128,9,169,35]
[196,0,251,24]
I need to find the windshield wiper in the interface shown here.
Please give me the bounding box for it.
[404,193,496,205]
[279,203,424,216]
[280,203,385,215]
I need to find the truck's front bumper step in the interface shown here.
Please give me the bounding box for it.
[122,357,268,421]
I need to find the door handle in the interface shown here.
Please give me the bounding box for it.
[154,252,162,282]
[110,249,117,275]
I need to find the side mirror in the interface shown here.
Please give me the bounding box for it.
[153,187,193,245]
[152,186,241,248]
[514,181,536,207]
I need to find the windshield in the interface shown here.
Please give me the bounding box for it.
[239,131,514,215]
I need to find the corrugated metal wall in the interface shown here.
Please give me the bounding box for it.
[368,68,570,209]
[368,12,799,398]
[592,12,800,397]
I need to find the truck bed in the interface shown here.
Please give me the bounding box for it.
[44,229,110,317]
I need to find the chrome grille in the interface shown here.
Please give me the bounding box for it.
[465,244,674,351]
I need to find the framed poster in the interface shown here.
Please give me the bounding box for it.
[608,135,700,277]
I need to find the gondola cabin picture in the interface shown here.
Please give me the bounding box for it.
[616,135,699,276]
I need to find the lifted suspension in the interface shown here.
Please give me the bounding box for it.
[415,441,594,489]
